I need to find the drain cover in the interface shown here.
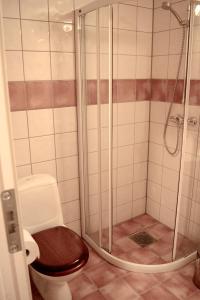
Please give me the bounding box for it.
[129,231,157,247]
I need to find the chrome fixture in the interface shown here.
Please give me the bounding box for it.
[162,2,189,27]
[162,1,189,156]
[169,115,199,127]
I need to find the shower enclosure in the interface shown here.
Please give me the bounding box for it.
[76,0,200,272]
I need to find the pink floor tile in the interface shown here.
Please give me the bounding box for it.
[148,239,173,256]
[84,262,121,288]
[82,291,107,300]
[114,237,140,253]
[100,278,139,300]
[164,272,199,299]
[124,272,159,294]
[146,223,174,240]
[68,273,97,300]
[112,225,127,241]
[179,262,195,279]
[133,214,158,227]
[130,248,160,264]
[84,249,103,270]
[141,284,179,300]
[188,291,200,299]
[117,219,143,235]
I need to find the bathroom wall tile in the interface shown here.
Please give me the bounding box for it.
[134,162,147,181]
[117,184,133,206]
[138,0,153,8]
[169,28,186,55]
[150,101,166,124]
[117,165,134,186]
[149,142,163,165]
[30,135,55,163]
[26,81,53,109]
[118,55,136,79]
[153,31,170,56]
[51,52,75,80]
[50,22,74,52]
[2,0,20,18]
[153,7,170,32]
[8,81,28,112]
[136,56,151,79]
[137,32,152,56]
[136,79,151,101]
[148,180,162,203]
[170,1,188,30]
[152,56,168,79]
[134,142,148,163]
[65,220,81,235]
[135,101,149,123]
[11,111,28,139]
[162,167,179,192]
[159,206,176,229]
[150,123,164,145]
[161,187,177,211]
[3,19,21,50]
[134,122,149,143]
[20,0,48,21]
[56,156,79,181]
[133,180,147,200]
[58,178,79,203]
[27,109,54,137]
[151,79,168,101]
[23,52,51,80]
[137,7,153,33]
[117,124,134,146]
[117,145,134,167]
[32,160,57,178]
[118,30,136,55]
[62,200,80,223]
[146,198,160,220]
[21,20,49,51]
[14,139,30,166]
[55,132,78,158]
[16,165,32,178]
[148,162,163,185]
[168,54,186,79]
[6,51,24,81]
[117,102,135,125]
[132,197,146,217]
[53,80,76,107]
[118,4,137,30]
[49,0,74,22]
[116,202,132,223]
[54,107,77,133]
[163,147,181,171]
[116,80,136,102]
[87,129,98,153]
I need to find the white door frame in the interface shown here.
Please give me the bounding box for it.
[0,4,32,300]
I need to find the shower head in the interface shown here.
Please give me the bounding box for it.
[161,1,188,27]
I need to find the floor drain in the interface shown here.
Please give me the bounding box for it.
[129,231,157,247]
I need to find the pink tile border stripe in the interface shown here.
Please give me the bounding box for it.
[8,79,200,111]
[8,80,76,111]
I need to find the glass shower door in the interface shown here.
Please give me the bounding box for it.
[78,5,113,252]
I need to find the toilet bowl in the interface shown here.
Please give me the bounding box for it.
[18,174,89,300]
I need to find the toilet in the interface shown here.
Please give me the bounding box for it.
[18,174,89,300]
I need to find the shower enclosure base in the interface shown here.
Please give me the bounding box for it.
[84,214,197,273]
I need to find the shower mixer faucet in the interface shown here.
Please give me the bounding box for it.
[169,115,198,127]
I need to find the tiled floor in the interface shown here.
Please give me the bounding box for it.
[111,214,197,264]
[32,246,200,300]
[31,214,200,300]
[68,252,200,300]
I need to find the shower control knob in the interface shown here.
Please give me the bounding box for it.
[188,117,198,127]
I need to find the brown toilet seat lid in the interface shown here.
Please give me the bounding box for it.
[31,226,89,277]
